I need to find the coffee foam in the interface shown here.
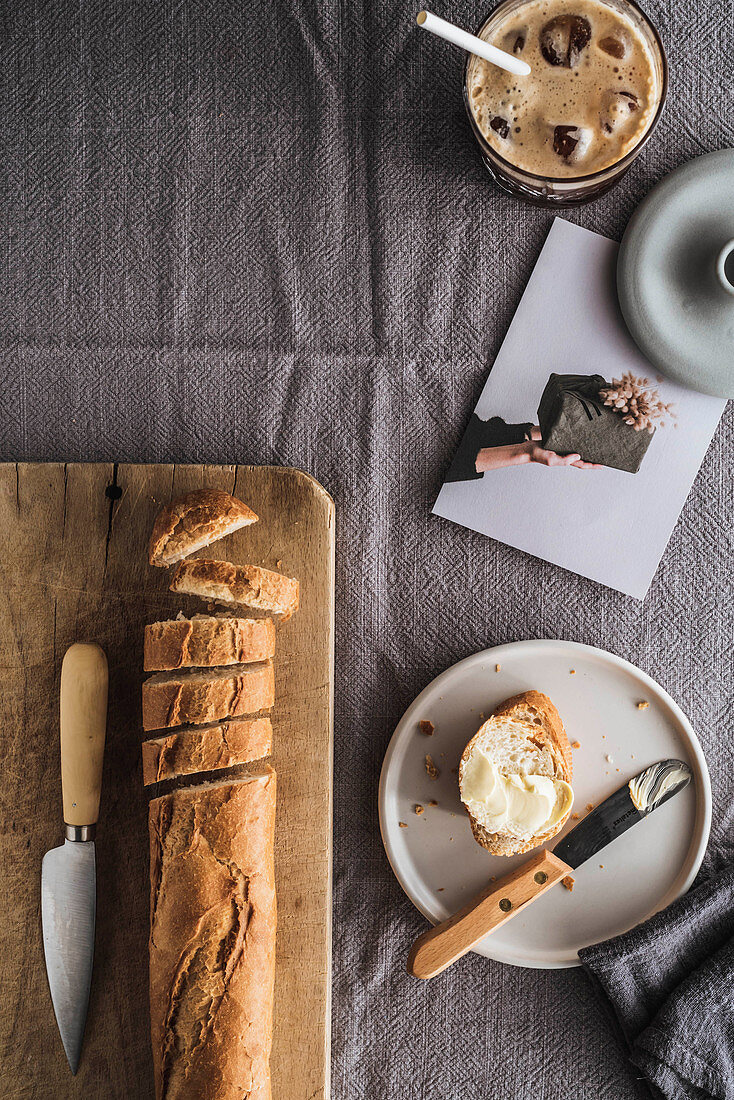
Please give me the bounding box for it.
[468,0,659,178]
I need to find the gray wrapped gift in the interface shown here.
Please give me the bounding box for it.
[537,373,654,474]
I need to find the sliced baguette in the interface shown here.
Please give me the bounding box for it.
[148,768,276,1099]
[170,559,299,620]
[142,661,274,731]
[141,716,273,785]
[144,615,275,671]
[459,691,573,857]
[149,489,258,567]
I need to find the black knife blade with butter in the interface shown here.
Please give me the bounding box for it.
[408,759,693,980]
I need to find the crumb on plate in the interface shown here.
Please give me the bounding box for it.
[425,754,440,780]
[415,804,424,815]
[419,719,434,735]
[562,876,575,892]
[398,821,407,828]
[572,740,581,749]
[428,799,438,807]
[637,700,649,710]
[495,664,501,672]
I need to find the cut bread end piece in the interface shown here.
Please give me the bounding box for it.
[141,661,274,731]
[144,614,276,671]
[147,764,276,1096]
[148,489,258,567]
[142,716,273,785]
[170,558,299,620]
[459,691,574,857]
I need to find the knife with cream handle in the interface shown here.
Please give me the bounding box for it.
[41,643,108,1072]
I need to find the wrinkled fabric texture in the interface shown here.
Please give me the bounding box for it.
[580,866,734,1100]
[1,0,733,1097]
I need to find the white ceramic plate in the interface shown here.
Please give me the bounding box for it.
[379,640,711,969]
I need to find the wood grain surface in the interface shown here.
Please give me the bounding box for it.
[407,850,571,980]
[0,463,334,1100]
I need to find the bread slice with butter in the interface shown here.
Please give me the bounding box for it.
[459,691,574,857]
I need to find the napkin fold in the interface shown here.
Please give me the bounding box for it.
[579,865,734,1100]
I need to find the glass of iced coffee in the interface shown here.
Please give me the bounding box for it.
[464,0,667,204]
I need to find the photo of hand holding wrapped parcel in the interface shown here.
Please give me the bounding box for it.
[433,221,724,599]
[446,372,676,483]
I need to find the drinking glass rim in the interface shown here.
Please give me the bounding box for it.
[462,0,669,186]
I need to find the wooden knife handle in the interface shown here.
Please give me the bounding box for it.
[407,849,571,980]
[60,643,108,828]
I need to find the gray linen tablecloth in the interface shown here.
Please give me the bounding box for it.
[1,1,733,1097]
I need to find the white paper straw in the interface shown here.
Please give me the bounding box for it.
[416,10,531,77]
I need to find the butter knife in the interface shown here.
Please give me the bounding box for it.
[407,758,692,980]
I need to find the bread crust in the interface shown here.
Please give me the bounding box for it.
[170,559,299,619]
[149,770,276,1100]
[491,690,573,779]
[460,690,574,857]
[141,717,273,785]
[144,616,276,671]
[149,490,258,568]
[142,662,274,731]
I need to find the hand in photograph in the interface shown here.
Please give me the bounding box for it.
[475,427,602,473]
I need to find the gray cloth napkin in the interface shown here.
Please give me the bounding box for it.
[579,865,734,1100]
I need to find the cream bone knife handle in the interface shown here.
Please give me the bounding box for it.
[60,644,108,836]
[407,850,571,980]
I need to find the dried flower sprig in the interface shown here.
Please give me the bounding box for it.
[599,372,677,433]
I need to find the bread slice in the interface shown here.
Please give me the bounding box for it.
[170,559,299,620]
[144,615,276,671]
[149,489,258,567]
[148,767,276,1099]
[459,691,573,857]
[142,661,274,731]
[141,716,273,785]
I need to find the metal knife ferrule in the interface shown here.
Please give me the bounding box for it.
[64,824,96,842]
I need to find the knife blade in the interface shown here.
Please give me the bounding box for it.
[41,643,107,1073]
[553,758,692,869]
[41,840,96,1073]
[407,758,693,980]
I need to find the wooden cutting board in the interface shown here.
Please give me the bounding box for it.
[0,463,334,1100]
